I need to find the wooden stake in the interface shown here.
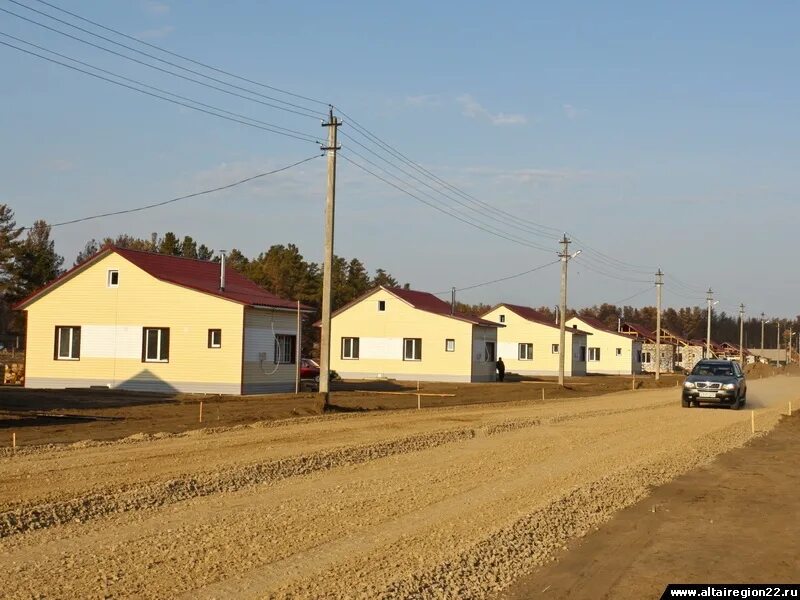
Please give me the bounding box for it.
[542,388,545,401]
[417,393,421,410]
[789,401,792,416]
[751,410,755,434]
[199,401,203,424]
[12,432,15,450]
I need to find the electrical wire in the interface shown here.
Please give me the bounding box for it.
[29,0,330,108]
[21,154,322,230]
[1,5,325,120]
[4,1,327,119]
[340,151,555,253]
[0,38,322,144]
[432,259,560,295]
[610,286,653,306]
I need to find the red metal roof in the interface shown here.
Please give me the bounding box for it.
[570,315,633,339]
[387,287,501,327]
[16,246,309,311]
[490,303,591,335]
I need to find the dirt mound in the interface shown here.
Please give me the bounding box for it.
[744,362,778,377]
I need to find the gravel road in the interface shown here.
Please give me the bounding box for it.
[1,376,796,599]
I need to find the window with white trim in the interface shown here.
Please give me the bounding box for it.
[54,326,81,360]
[208,329,221,348]
[143,328,170,362]
[518,343,533,360]
[107,270,119,287]
[445,339,455,352]
[484,341,496,362]
[403,338,422,361]
[588,347,601,361]
[342,337,360,359]
[551,343,559,354]
[274,334,296,364]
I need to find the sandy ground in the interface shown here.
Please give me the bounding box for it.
[0,375,796,599]
[498,410,800,599]
[0,373,683,447]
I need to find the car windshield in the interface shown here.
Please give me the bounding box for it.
[692,363,734,377]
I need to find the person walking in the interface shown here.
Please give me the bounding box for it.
[496,357,506,382]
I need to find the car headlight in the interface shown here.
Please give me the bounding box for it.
[723,383,736,390]
[683,381,695,389]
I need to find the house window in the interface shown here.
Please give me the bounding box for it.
[551,343,559,354]
[404,338,422,361]
[342,337,360,359]
[142,327,170,362]
[676,352,684,363]
[484,341,496,362]
[378,300,386,311]
[636,350,642,362]
[445,339,455,352]
[274,334,296,364]
[208,329,222,348]
[616,347,622,356]
[518,343,533,360]
[642,351,652,363]
[54,326,81,360]
[107,270,119,287]
[588,347,601,361]
[499,314,506,323]
[580,346,586,361]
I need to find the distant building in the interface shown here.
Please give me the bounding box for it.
[618,322,676,374]
[565,316,643,375]
[16,246,311,394]
[658,328,704,373]
[328,286,501,382]
[481,303,590,377]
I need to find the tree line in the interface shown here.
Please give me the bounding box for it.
[2,202,798,351]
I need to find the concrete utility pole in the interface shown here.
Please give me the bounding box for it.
[777,322,781,354]
[318,108,340,405]
[655,269,663,381]
[706,288,714,359]
[761,312,766,353]
[557,235,581,386]
[558,235,570,386]
[451,287,456,315]
[739,304,745,365]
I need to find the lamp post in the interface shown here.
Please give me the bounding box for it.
[705,289,718,358]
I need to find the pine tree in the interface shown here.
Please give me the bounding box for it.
[10,220,64,302]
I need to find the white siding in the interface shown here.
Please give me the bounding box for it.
[81,325,142,359]
[360,337,403,360]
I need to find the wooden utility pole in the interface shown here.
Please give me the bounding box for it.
[318,108,340,405]
[739,303,745,365]
[705,288,713,358]
[655,269,663,381]
[558,234,570,386]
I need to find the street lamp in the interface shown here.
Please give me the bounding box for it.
[705,288,719,358]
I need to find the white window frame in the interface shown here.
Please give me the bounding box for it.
[274,334,296,364]
[551,343,559,354]
[107,270,119,287]
[143,327,170,363]
[518,342,533,361]
[55,326,81,360]
[588,347,601,362]
[403,338,422,361]
[208,329,222,349]
[445,339,455,352]
[342,337,360,360]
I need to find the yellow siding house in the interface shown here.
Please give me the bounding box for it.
[329,287,501,382]
[565,316,643,375]
[16,246,310,394]
[481,304,589,377]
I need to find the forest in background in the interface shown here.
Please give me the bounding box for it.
[2,203,798,352]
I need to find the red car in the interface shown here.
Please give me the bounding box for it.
[299,358,339,382]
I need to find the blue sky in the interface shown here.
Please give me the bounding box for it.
[1,1,799,318]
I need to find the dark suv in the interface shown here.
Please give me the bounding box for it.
[682,359,747,409]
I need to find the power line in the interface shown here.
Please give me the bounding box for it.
[611,286,653,306]
[340,153,556,253]
[29,0,330,108]
[1,5,325,120]
[0,37,322,144]
[433,259,560,295]
[21,153,322,229]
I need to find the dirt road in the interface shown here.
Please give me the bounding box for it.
[0,376,796,599]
